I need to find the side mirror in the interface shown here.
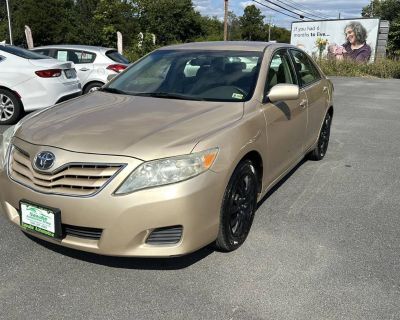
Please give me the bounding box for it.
[107,74,117,82]
[266,84,300,103]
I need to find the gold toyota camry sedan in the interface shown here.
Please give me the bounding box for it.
[0,42,333,257]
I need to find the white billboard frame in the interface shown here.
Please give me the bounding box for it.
[290,18,381,62]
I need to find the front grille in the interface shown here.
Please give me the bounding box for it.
[9,147,122,196]
[146,226,183,245]
[63,224,102,240]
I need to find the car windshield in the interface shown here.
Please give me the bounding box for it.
[105,50,262,102]
[0,45,48,59]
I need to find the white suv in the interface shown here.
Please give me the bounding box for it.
[32,45,130,94]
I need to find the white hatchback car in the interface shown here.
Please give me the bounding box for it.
[31,45,130,94]
[0,45,82,125]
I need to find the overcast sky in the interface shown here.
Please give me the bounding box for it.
[193,0,372,29]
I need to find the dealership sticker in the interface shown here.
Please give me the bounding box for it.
[232,93,244,99]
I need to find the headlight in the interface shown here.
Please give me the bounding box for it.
[115,148,219,195]
[0,125,16,169]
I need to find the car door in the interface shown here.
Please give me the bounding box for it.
[67,50,95,85]
[261,49,308,182]
[53,49,94,85]
[289,49,327,150]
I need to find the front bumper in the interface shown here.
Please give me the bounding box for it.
[0,140,226,257]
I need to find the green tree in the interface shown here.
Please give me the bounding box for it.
[5,0,76,46]
[387,22,400,57]
[68,0,100,44]
[0,0,140,48]
[137,0,203,44]
[362,0,400,57]
[91,0,139,48]
[269,25,291,43]
[362,0,400,21]
[0,0,8,42]
[239,5,265,40]
[195,16,223,41]
[228,11,242,40]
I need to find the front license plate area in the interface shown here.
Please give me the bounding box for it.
[20,201,63,239]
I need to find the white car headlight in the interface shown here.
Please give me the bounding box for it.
[0,125,16,169]
[115,148,219,195]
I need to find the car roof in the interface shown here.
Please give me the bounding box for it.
[159,41,293,52]
[32,45,115,53]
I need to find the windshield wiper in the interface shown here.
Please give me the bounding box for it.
[99,87,127,95]
[134,92,204,101]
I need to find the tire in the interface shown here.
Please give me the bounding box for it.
[0,89,22,125]
[308,112,332,161]
[215,160,258,252]
[83,82,104,94]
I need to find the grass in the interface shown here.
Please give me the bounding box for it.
[317,59,400,79]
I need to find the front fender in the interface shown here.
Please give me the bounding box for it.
[192,100,268,196]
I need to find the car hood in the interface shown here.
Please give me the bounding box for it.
[16,92,244,160]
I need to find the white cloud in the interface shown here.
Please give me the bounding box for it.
[194,0,224,19]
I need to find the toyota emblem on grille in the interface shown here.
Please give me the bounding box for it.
[34,151,56,171]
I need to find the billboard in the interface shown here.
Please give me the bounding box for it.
[291,18,380,62]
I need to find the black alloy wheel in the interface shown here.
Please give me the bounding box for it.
[216,160,258,252]
[308,112,332,161]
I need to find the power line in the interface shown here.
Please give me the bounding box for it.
[252,0,307,20]
[275,0,330,20]
[282,0,330,19]
[260,0,315,20]
[280,0,330,19]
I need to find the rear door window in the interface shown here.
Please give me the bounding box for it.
[73,51,96,64]
[55,50,96,64]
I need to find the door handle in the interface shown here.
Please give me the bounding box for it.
[299,99,307,108]
[79,68,89,71]
[323,86,328,93]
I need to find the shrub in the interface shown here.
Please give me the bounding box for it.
[124,33,159,63]
[317,59,400,79]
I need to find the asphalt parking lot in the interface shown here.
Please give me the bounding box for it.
[0,77,399,320]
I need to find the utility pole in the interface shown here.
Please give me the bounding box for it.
[6,0,13,45]
[224,0,228,41]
